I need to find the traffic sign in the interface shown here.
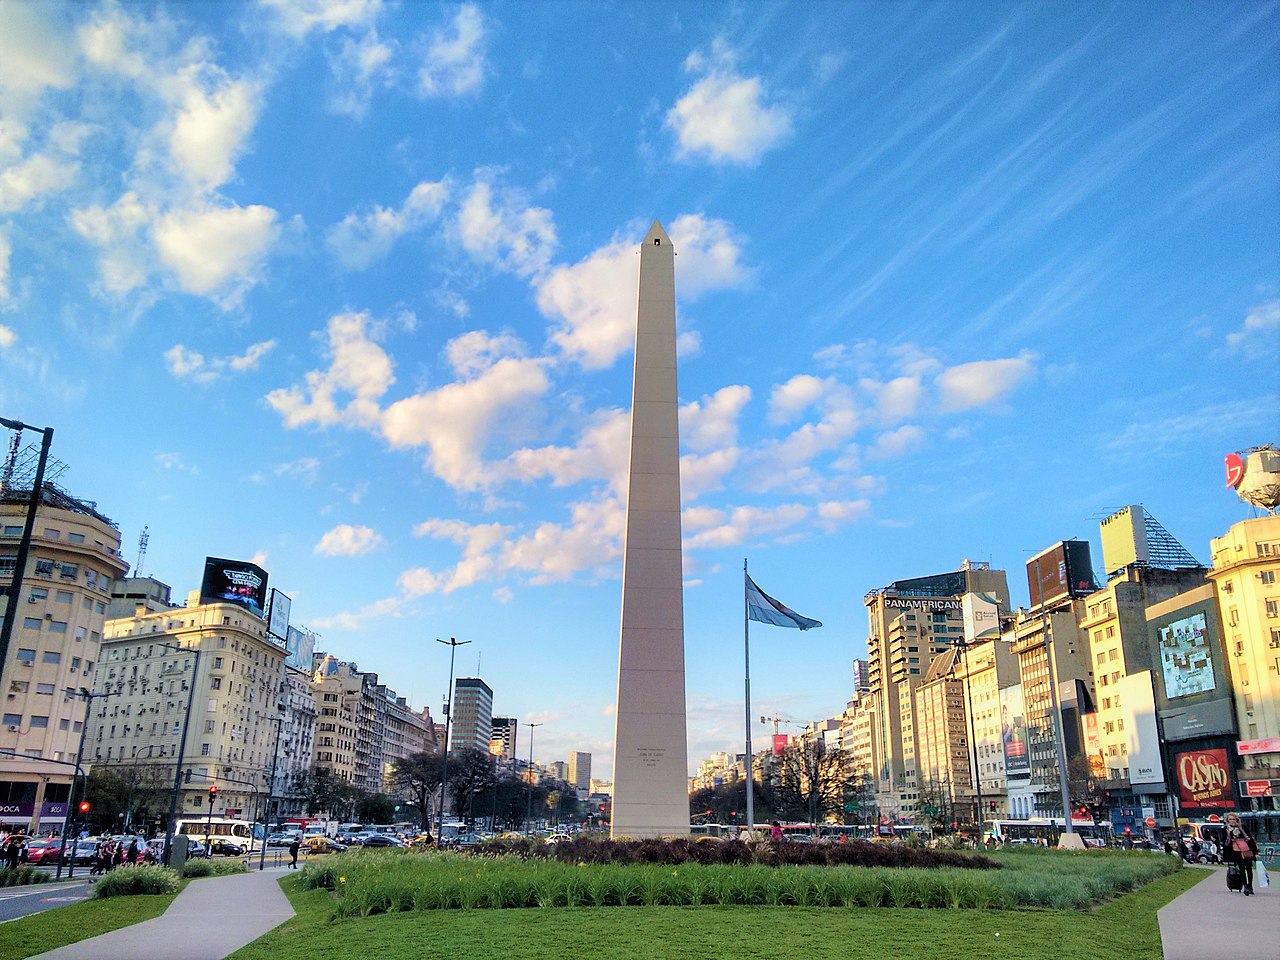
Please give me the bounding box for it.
[844,802,860,812]
[1144,817,1156,828]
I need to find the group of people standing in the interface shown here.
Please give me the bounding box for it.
[88,837,149,875]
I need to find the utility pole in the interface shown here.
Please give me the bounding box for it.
[435,637,470,841]
[162,642,201,866]
[525,722,542,834]
[0,417,53,692]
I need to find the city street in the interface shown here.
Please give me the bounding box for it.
[0,880,92,924]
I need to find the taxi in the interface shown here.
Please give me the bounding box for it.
[302,836,348,855]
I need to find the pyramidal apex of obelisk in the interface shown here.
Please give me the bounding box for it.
[610,219,689,839]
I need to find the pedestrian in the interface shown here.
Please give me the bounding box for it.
[770,820,783,842]
[127,839,140,866]
[3,834,21,870]
[1223,813,1259,896]
[1177,837,1190,861]
[288,837,300,869]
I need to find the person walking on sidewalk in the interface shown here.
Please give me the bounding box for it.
[1223,812,1259,896]
[288,837,300,869]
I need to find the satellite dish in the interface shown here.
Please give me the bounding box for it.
[1226,445,1280,513]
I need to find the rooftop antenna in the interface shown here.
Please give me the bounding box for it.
[134,526,150,578]
[476,650,482,675]
[0,431,18,491]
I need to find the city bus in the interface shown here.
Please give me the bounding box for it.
[175,816,262,853]
[690,823,735,839]
[982,818,1114,847]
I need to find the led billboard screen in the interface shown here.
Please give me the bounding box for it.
[199,557,268,618]
[1026,540,1096,609]
[1158,612,1215,699]
[1000,684,1030,777]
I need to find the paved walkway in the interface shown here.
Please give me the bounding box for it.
[1159,864,1279,960]
[30,866,295,960]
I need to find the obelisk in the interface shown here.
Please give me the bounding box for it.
[610,220,689,838]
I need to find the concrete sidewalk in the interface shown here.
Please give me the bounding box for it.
[1159,864,1278,960]
[30,866,295,960]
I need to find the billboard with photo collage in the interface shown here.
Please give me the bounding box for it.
[1000,684,1030,777]
[285,625,316,674]
[1148,593,1234,741]
[199,557,268,619]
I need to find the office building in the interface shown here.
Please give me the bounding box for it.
[568,751,591,792]
[451,677,493,754]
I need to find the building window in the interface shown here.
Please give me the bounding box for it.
[1262,571,1276,585]
[23,617,41,630]
[54,590,72,603]
[42,651,61,664]
[16,648,36,665]
[201,743,210,756]
[35,683,54,695]
[30,715,49,728]
[48,621,67,634]
[1266,600,1278,619]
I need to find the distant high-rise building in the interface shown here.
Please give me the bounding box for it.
[851,659,870,695]
[451,678,492,754]
[550,761,568,781]
[490,716,517,758]
[568,751,591,791]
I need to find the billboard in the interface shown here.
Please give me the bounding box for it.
[1174,748,1234,809]
[200,557,268,618]
[284,625,316,674]
[1100,505,1148,575]
[1119,672,1164,786]
[1082,712,1106,778]
[1000,684,1030,777]
[267,588,292,641]
[772,734,789,756]
[1158,612,1215,698]
[1026,540,1096,609]
[961,592,1001,642]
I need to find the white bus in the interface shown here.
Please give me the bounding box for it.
[175,816,262,853]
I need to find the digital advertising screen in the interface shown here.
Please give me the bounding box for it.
[1158,612,1216,699]
[199,557,269,618]
[1000,684,1030,777]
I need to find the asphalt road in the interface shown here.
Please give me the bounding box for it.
[0,880,93,924]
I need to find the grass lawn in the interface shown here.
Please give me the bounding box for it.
[0,889,180,960]
[230,868,1201,960]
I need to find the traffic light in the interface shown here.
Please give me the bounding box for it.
[208,785,219,802]
[78,801,90,815]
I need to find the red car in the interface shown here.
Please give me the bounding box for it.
[24,838,63,865]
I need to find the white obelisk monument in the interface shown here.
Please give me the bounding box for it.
[610,220,689,838]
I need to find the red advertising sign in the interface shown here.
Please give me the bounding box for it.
[772,734,789,756]
[1244,780,1275,797]
[1175,748,1234,808]
[1237,737,1280,755]
[1225,453,1245,489]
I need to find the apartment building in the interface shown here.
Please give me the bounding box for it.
[1,484,128,832]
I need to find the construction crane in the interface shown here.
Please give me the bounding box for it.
[759,714,804,735]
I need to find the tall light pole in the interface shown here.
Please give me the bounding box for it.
[525,722,542,835]
[162,641,202,866]
[57,687,112,880]
[954,639,984,824]
[0,416,53,693]
[256,708,286,871]
[435,637,469,841]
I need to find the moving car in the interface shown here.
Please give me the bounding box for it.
[358,834,404,848]
[267,832,299,847]
[24,839,63,865]
[64,840,99,866]
[302,836,348,855]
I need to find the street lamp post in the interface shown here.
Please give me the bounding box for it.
[161,642,201,866]
[0,417,53,693]
[954,639,984,825]
[256,709,286,871]
[525,722,542,835]
[58,687,112,880]
[435,637,470,842]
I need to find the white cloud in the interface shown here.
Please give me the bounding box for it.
[936,354,1036,411]
[327,179,448,270]
[456,175,556,280]
[0,229,10,303]
[540,215,748,370]
[418,4,488,98]
[380,355,551,491]
[165,339,276,382]
[152,203,280,304]
[259,0,383,37]
[684,503,811,550]
[508,409,630,493]
[816,499,872,531]
[863,375,924,424]
[168,73,260,191]
[768,374,827,424]
[314,523,387,557]
[67,192,152,295]
[0,153,79,213]
[266,311,396,429]
[667,42,792,166]
[310,595,404,631]
[402,519,513,594]
[0,3,74,160]
[1227,300,1279,349]
[867,424,926,459]
[681,385,751,452]
[328,30,395,117]
[444,329,526,378]
[0,325,15,348]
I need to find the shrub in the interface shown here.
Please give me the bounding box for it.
[0,866,50,888]
[184,859,250,878]
[93,865,181,898]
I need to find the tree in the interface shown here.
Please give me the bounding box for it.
[356,792,397,824]
[84,764,170,833]
[842,769,876,827]
[445,748,497,822]
[690,772,778,825]
[394,752,444,829]
[773,739,852,824]
[1067,753,1109,825]
[915,777,959,832]
[291,766,356,819]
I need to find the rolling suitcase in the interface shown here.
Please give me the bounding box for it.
[1226,863,1244,891]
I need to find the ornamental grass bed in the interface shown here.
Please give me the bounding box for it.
[297,845,1180,917]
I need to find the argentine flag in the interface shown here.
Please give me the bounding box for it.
[746,575,822,630]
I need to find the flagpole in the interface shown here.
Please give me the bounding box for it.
[743,559,754,835]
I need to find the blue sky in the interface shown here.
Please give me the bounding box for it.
[1,1,1276,779]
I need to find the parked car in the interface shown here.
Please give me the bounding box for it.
[266,832,299,847]
[302,836,348,855]
[358,834,404,848]
[64,840,99,866]
[543,833,571,846]
[24,839,63,865]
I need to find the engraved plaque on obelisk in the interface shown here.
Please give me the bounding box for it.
[610,220,689,838]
